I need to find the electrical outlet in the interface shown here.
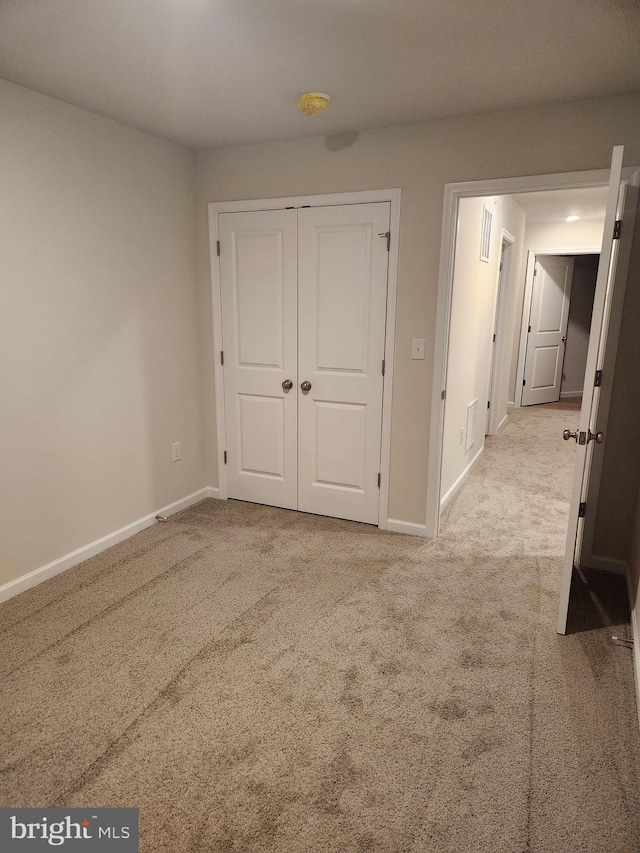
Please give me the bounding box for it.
[172,442,181,462]
[459,428,464,445]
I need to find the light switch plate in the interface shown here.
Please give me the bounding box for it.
[411,338,426,359]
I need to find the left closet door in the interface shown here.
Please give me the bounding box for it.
[219,209,299,509]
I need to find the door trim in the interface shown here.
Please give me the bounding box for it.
[428,167,614,538]
[208,189,401,530]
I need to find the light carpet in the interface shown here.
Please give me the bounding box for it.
[1,404,639,852]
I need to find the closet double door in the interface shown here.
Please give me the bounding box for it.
[219,202,390,525]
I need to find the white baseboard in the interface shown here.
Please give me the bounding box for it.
[507,401,515,408]
[383,518,430,538]
[440,445,484,511]
[0,487,213,604]
[583,555,629,576]
[204,486,222,499]
[497,414,508,433]
[560,391,583,399]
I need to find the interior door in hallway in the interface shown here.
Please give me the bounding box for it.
[297,203,390,524]
[219,209,298,509]
[522,255,574,406]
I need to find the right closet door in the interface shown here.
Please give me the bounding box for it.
[219,201,390,525]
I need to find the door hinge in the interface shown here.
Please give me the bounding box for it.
[528,325,531,333]
[578,501,586,518]
[216,240,221,256]
[594,369,602,387]
[523,379,526,387]
[220,350,224,366]
[487,400,490,409]
[441,389,446,401]
[492,333,496,343]
[378,231,391,251]
[533,268,537,277]
[378,472,381,489]
[382,359,385,376]
[499,263,503,271]
[613,220,622,240]
[223,451,227,464]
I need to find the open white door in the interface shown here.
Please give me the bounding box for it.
[557,147,640,634]
[522,255,574,406]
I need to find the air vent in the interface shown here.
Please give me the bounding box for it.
[480,205,492,263]
[465,399,478,453]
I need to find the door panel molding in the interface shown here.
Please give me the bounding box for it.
[208,189,401,531]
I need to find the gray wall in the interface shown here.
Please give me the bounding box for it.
[0,81,204,586]
[195,93,640,529]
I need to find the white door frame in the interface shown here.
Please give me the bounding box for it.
[487,230,516,435]
[427,168,613,538]
[208,188,401,531]
[514,248,601,407]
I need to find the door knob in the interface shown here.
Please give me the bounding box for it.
[561,336,568,343]
[563,429,578,442]
[300,380,312,394]
[588,429,605,444]
[282,379,293,392]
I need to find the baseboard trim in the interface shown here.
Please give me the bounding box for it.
[623,567,640,732]
[560,391,583,399]
[440,445,484,511]
[497,414,508,433]
[583,555,629,576]
[507,401,515,409]
[204,486,223,499]
[0,487,212,604]
[383,518,430,538]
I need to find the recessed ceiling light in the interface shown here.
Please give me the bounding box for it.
[566,215,580,222]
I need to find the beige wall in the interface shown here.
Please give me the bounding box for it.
[508,217,605,403]
[441,195,525,500]
[0,81,203,586]
[195,93,640,526]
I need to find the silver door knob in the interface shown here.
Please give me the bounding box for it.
[561,336,568,343]
[300,381,312,394]
[588,430,605,444]
[282,379,293,392]
[563,429,578,442]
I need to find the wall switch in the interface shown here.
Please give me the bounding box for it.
[172,442,181,462]
[411,338,426,359]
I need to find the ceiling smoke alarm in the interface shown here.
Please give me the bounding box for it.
[298,92,331,116]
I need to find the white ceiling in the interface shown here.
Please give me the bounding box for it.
[1,0,639,150]
[512,186,610,223]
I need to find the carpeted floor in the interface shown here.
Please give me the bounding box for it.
[1,404,639,852]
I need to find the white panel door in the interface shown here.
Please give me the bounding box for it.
[522,255,574,406]
[219,209,298,509]
[557,147,640,634]
[297,203,390,524]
